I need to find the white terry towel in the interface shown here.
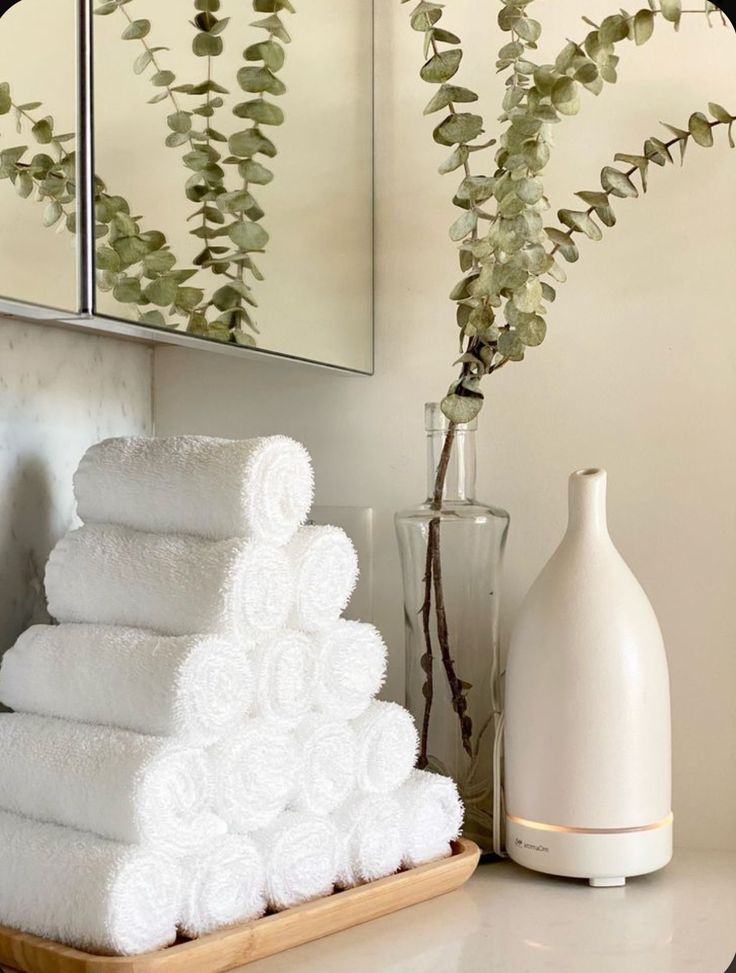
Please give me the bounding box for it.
[352,700,419,793]
[287,525,359,631]
[310,620,387,720]
[257,811,338,911]
[179,834,266,938]
[0,809,181,956]
[0,624,253,744]
[0,713,222,851]
[74,435,314,545]
[251,630,313,727]
[210,719,297,832]
[291,715,356,816]
[333,793,404,889]
[45,525,292,639]
[397,769,464,868]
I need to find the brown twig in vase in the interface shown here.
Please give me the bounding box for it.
[417,419,474,764]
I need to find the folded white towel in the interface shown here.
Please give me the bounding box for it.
[396,769,464,868]
[179,834,266,938]
[210,719,297,832]
[351,700,419,793]
[333,793,404,889]
[0,809,181,956]
[257,811,338,911]
[0,713,222,851]
[288,526,359,631]
[291,715,356,816]
[0,625,253,744]
[74,435,314,545]
[310,620,387,720]
[45,525,292,639]
[252,630,313,727]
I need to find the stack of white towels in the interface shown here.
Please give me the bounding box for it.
[0,436,463,957]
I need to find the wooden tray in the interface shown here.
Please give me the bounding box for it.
[0,839,479,973]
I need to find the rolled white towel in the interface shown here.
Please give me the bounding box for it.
[252,630,313,727]
[179,834,266,938]
[397,769,464,868]
[0,809,181,956]
[210,719,297,832]
[352,700,419,793]
[45,525,292,639]
[288,526,359,631]
[74,435,314,545]
[257,811,338,911]
[334,793,404,889]
[0,624,253,744]
[0,713,222,851]
[291,715,356,816]
[310,620,387,720]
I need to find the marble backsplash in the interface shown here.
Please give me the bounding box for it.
[0,317,152,662]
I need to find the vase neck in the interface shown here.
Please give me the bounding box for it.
[425,403,477,504]
[567,468,609,540]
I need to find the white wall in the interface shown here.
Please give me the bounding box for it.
[155,0,736,850]
[0,318,152,659]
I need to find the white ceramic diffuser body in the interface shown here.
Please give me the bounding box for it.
[504,469,672,886]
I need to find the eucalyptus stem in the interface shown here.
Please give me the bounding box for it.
[117,3,193,149]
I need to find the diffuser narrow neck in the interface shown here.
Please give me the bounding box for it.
[567,468,609,539]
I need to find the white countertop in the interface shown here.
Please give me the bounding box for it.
[243,848,736,973]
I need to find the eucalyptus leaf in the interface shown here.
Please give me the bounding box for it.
[601,165,639,198]
[449,208,477,241]
[688,111,714,146]
[237,66,286,95]
[558,208,603,240]
[193,32,223,56]
[423,84,479,115]
[544,226,579,262]
[239,159,274,184]
[229,128,277,158]
[708,102,733,123]
[633,9,655,45]
[227,220,269,250]
[244,40,285,71]
[438,144,469,174]
[660,0,682,26]
[234,100,284,125]
[441,392,484,424]
[143,276,178,306]
[551,77,579,115]
[121,19,151,40]
[434,113,483,146]
[0,82,12,115]
[420,49,462,83]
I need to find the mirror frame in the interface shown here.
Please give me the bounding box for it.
[0,0,374,375]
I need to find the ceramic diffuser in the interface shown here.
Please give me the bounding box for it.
[504,468,672,887]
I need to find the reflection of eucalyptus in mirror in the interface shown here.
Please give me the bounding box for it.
[94,0,295,345]
[0,0,296,347]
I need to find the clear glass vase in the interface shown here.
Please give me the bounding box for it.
[395,403,510,853]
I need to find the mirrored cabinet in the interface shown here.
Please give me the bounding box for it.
[0,0,373,373]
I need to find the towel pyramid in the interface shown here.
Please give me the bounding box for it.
[0,436,463,956]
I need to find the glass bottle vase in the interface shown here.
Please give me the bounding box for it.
[395,403,510,853]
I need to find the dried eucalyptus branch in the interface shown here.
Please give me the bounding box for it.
[199,0,296,346]
[547,105,735,262]
[402,0,734,772]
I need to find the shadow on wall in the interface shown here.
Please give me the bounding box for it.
[0,454,54,673]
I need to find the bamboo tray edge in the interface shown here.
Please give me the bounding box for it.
[0,839,480,973]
